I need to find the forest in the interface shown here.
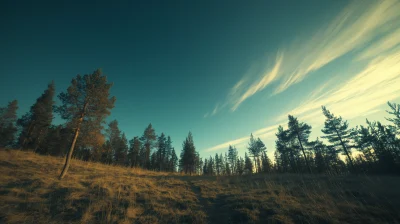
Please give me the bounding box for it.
[1,69,399,177]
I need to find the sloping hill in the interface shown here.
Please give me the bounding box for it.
[1,149,399,224]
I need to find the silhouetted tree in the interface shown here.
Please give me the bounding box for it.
[288,115,312,173]
[386,101,400,133]
[128,136,141,168]
[321,106,354,171]
[180,132,197,175]
[228,145,238,174]
[156,133,167,171]
[0,100,18,147]
[244,152,253,174]
[168,148,178,172]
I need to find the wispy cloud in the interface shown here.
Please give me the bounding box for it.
[283,47,400,126]
[202,0,400,153]
[231,53,283,111]
[206,0,400,114]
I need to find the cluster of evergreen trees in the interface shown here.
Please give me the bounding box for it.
[273,105,400,175]
[0,69,197,178]
[1,69,399,177]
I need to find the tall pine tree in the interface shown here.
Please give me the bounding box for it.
[56,69,115,179]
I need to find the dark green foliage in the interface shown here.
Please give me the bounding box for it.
[128,136,141,168]
[244,152,253,174]
[386,101,400,132]
[17,81,55,151]
[168,148,178,172]
[0,100,18,147]
[37,125,72,156]
[228,145,238,173]
[140,124,156,169]
[179,132,198,175]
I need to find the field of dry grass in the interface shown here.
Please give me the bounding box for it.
[1,149,400,224]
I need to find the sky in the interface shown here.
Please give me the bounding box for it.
[1,0,400,160]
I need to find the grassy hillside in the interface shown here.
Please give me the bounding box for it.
[1,149,400,224]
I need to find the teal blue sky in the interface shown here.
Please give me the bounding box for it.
[1,0,400,159]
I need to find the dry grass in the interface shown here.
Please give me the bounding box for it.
[0,149,399,224]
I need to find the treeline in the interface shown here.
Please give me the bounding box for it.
[1,69,399,177]
[201,103,400,176]
[0,69,198,178]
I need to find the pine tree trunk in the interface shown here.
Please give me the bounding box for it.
[59,103,87,180]
[59,124,81,179]
[297,134,312,174]
[335,130,355,171]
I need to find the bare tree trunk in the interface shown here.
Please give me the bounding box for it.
[335,129,354,171]
[59,103,87,180]
[297,134,313,174]
[59,124,81,179]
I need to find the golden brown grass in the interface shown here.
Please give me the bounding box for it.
[1,149,399,224]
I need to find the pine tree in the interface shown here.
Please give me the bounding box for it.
[180,132,197,175]
[17,81,55,151]
[56,69,115,179]
[0,100,18,147]
[140,124,156,169]
[215,153,221,175]
[156,133,167,171]
[236,157,245,175]
[386,101,400,133]
[247,134,259,173]
[288,115,313,173]
[244,152,253,174]
[128,136,141,168]
[228,145,238,174]
[165,136,173,170]
[261,151,272,173]
[321,106,354,171]
[169,148,178,172]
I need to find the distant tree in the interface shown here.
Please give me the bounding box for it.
[180,132,197,175]
[261,151,272,173]
[215,153,221,175]
[156,133,167,171]
[17,81,55,151]
[128,136,141,167]
[308,138,328,173]
[288,115,313,173]
[56,69,115,179]
[0,100,18,147]
[244,152,253,174]
[140,124,156,169]
[105,120,126,165]
[168,148,178,172]
[228,145,238,174]
[236,157,245,175]
[321,106,354,171]
[165,136,173,169]
[247,134,260,173]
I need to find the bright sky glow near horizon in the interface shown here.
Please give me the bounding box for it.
[1,0,400,160]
